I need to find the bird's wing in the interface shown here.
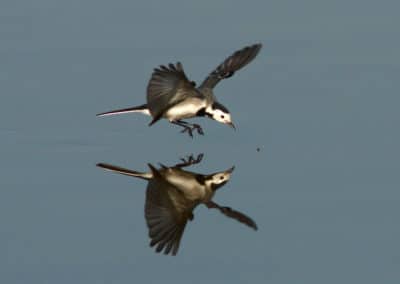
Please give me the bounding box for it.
[145,164,191,255]
[206,201,258,230]
[147,62,199,123]
[199,44,262,90]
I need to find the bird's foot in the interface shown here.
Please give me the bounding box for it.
[180,123,204,137]
[192,124,204,135]
[180,125,194,138]
[173,120,204,137]
[175,153,204,168]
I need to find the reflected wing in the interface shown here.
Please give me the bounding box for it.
[146,62,198,124]
[199,44,262,90]
[206,201,258,230]
[145,165,191,255]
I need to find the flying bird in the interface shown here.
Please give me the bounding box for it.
[97,43,262,137]
[97,154,257,255]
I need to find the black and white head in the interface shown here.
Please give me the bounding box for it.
[205,166,235,191]
[207,102,235,129]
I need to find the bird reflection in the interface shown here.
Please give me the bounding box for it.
[97,154,257,256]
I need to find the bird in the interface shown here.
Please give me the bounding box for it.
[97,43,262,137]
[96,154,258,255]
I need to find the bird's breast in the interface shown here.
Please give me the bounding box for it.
[165,98,206,121]
[163,171,210,201]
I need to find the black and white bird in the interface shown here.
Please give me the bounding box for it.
[97,154,257,255]
[97,43,262,137]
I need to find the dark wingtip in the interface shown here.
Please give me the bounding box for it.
[251,43,262,50]
[250,221,258,231]
[147,163,157,172]
[251,43,263,54]
[147,163,162,178]
[148,114,161,126]
[246,43,262,56]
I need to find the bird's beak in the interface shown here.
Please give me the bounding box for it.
[228,122,236,130]
[226,166,235,174]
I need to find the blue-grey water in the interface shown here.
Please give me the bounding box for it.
[1,0,400,283]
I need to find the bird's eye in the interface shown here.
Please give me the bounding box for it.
[221,115,225,119]
[220,176,224,180]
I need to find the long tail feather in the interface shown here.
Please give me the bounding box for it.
[97,163,152,180]
[96,104,150,117]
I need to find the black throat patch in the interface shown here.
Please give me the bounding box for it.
[196,107,207,117]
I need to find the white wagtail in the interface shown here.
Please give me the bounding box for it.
[97,43,262,137]
[97,154,257,255]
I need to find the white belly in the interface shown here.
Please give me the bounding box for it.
[165,98,206,121]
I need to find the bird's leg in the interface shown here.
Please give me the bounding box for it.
[174,153,204,168]
[171,120,204,137]
[171,120,194,137]
[193,153,204,164]
[192,123,204,135]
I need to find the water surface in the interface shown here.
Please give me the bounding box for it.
[1,0,400,283]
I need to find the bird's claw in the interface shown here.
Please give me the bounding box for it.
[193,124,204,135]
[179,124,203,137]
[193,153,204,164]
[175,153,204,168]
[180,126,194,138]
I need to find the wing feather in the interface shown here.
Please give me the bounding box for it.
[199,43,262,90]
[206,201,258,230]
[146,62,197,123]
[144,165,190,255]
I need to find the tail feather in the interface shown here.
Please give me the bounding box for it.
[96,104,150,117]
[97,163,153,180]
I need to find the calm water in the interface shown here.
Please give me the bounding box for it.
[1,1,400,283]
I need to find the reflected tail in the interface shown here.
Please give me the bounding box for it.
[97,163,152,180]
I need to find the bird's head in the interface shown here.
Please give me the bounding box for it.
[207,102,235,129]
[206,166,235,191]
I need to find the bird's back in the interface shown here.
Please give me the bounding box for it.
[146,63,201,123]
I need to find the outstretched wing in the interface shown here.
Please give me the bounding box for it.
[145,165,192,255]
[199,43,262,90]
[147,62,198,125]
[206,201,258,230]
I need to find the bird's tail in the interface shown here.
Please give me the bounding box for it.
[96,104,150,117]
[97,163,153,180]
